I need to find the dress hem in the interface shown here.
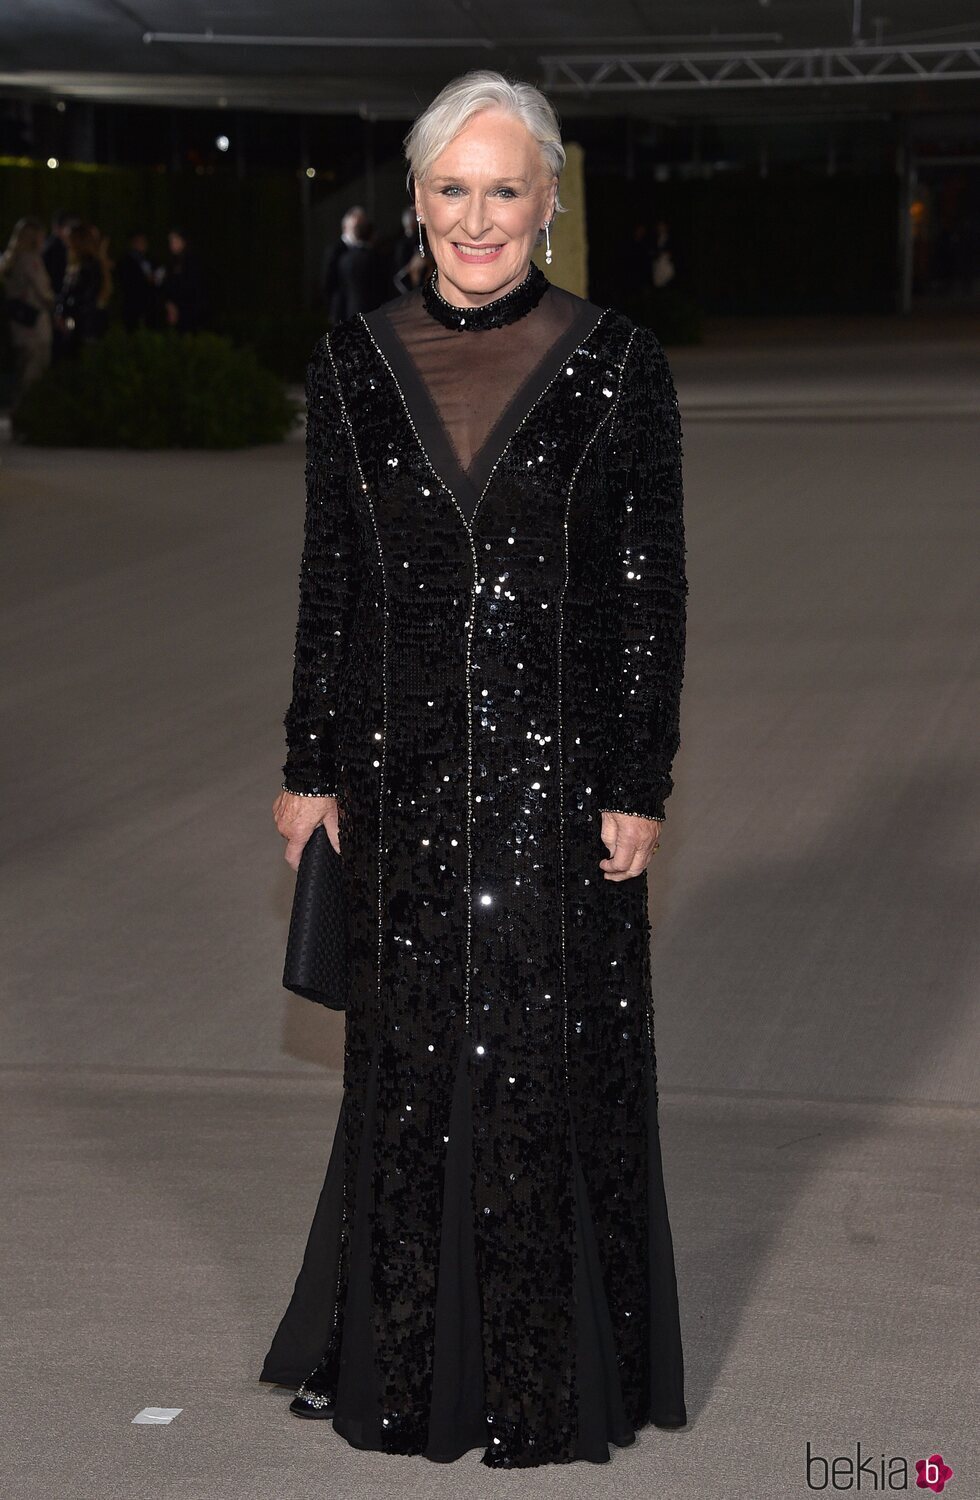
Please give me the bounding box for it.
[258,1036,687,1466]
[258,1376,684,1466]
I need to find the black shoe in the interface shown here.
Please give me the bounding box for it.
[289,1390,334,1420]
[288,1355,336,1420]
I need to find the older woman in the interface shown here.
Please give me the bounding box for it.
[261,69,689,1468]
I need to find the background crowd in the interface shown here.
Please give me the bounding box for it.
[0,211,206,407]
[321,203,428,323]
[0,199,678,413]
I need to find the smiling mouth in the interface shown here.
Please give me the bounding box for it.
[452,242,505,259]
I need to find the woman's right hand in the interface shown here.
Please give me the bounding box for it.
[273,790,340,870]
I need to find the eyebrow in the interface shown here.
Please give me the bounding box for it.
[430,175,530,185]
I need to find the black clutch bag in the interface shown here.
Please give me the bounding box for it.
[282,823,350,1011]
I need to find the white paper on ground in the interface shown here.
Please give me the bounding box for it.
[132,1407,183,1424]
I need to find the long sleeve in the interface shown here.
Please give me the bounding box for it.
[597,325,689,823]
[282,336,361,796]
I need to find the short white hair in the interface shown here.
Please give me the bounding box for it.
[404,70,566,221]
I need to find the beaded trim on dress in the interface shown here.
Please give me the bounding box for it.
[422,262,549,331]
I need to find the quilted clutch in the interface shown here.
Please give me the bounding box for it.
[282,823,350,1011]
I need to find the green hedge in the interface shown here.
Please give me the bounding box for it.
[214,310,328,384]
[0,157,306,328]
[11,327,300,448]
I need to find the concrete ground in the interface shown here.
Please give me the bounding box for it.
[1,314,978,1498]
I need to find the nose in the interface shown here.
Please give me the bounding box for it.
[458,195,494,242]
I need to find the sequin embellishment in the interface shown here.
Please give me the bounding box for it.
[422,261,549,331]
[275,296,689,1465]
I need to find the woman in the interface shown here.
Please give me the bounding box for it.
[161,227,205,332]
[55,223,108,353]
[0,217,55,401]
[261,69,689,1468]
[392,202,430,295]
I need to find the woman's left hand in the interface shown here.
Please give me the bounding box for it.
[598,809,662,880]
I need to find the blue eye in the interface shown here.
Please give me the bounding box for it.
[437,185,518,199]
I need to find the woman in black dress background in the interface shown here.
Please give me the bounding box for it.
[55,222,110,355]
[263,68,690,1468]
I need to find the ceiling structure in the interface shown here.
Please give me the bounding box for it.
[0,1,978,119]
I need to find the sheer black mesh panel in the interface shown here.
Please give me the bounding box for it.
[381,284,582,493]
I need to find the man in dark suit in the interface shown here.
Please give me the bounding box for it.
[321,206,385,323]
[117,230,159,331]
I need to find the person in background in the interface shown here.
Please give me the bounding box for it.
[41,209,78,300]
[0,216,55,402]
[161,227,206,333]
[622,222,654,301]
[42,210,79,360]
[54,222,108,356]
[321,205,385,323]
[391,203,428,294]
[118,230,159,331]
[652,218,677,289]
[92,226,114,338]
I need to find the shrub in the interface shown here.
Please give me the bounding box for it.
[214,310,329,384]
[11,327,301,448]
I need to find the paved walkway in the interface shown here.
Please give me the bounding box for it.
[2,320,977,1496]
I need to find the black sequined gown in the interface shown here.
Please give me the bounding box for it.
[259,263,689,1467]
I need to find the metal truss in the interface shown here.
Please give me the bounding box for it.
[540,41,980,93]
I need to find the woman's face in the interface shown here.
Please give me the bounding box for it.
[415,108,557,308]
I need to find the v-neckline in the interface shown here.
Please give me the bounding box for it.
[361,298,606,530]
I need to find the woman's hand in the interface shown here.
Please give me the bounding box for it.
[598,809,662,881]
[273,790,340,870]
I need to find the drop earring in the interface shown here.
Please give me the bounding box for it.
[417,216,425,258]
[544,221,553,266]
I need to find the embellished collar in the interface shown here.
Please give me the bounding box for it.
[422,261,549,331]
